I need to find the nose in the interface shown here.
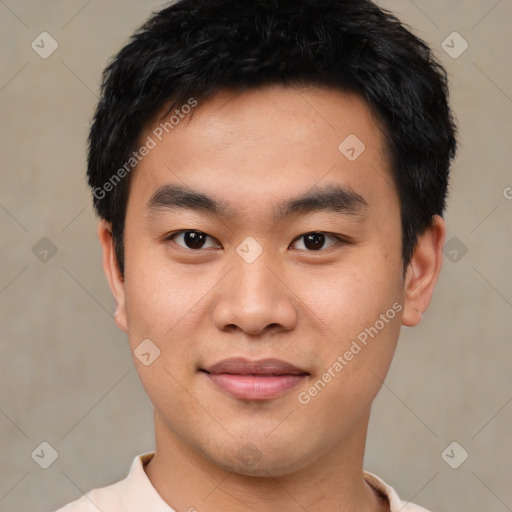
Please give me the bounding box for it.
[211,248,298,337]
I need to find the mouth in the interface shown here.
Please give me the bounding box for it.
[200,357,310,401]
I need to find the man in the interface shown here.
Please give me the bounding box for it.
[57,0,457,510]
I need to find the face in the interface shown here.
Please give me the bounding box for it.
[100,85,444,477]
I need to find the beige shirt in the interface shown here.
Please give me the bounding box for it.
[55,452,431,512]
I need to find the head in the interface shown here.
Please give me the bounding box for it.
[91,0,456,476]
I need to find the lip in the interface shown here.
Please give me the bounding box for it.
[201,357,309,401]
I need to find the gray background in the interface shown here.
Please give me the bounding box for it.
[1,1,511,511]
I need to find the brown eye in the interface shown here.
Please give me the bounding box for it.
[169,230,220,250]
[290,232,339,251]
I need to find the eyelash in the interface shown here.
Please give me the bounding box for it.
[164,230,348,252]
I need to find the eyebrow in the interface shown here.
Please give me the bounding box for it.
[146,183,368,221]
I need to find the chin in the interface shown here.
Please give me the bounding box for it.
[204,438,321,478]
[233,455,320,478]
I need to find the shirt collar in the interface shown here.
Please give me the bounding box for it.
[116,452,175,511]
[120,452,417,512]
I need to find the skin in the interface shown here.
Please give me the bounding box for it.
[98,85,445,512]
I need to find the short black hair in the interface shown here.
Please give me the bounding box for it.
[87,0,457,276]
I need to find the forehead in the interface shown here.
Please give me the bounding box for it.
[128,85,396,221]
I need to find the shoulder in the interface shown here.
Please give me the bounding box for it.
[53,482,123,512]
[53,452,157,512]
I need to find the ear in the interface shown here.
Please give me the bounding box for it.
[402,215,446,327]
[97,220,128,333]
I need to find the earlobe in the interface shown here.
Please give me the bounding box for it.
[401,215,446,327]
[97,220,128,333]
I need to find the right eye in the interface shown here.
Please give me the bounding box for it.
[165,230,222,250]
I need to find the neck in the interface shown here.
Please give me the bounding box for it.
[144,409,389,512]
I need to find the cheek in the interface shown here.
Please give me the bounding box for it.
[299,303,402,430]
[121,251,221,381]
[122,264,201,407]
[296,256,403,398]
[122,245,198,338]
[300,257,403,338]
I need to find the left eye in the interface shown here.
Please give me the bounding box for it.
[290,232,340,251]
